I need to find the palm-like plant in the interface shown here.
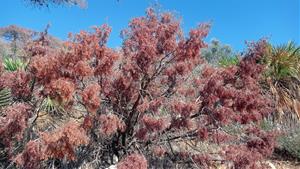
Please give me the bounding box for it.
[0,88,12,109]
[2,56,27,71]
[265,41,300,80]
[36,96,85,131]
[35,96,67,130]
[263,41,300,126]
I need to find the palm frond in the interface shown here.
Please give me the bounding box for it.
[263,41,300,126]
[265,41,300,80]
[0,88,12,108]
[35,97,84,131]
[2,56,27,71]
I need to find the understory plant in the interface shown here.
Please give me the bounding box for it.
[0,8,277,169]
[277,127,300,160]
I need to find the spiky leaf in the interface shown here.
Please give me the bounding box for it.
[0,88,12,108]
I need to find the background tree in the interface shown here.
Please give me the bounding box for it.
[24,0,87,8]
[0,25,36,58]
[0,25,62,57]
[201,38,239,67]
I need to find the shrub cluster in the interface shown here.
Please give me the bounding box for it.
[0,8,278,169]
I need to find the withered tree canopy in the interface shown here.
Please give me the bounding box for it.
[24,0,87,8]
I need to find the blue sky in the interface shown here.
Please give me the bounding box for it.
[0,0,299,51]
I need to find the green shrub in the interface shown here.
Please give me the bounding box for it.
[278,128,300,160]
[259,118,276,131]
[218,56,239,67]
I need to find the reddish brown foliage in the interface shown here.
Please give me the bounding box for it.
[0,72,14,91]
[0,103,31,149]
[74,60,93,77]
[172,101,197,117]
[46,77,75,103]
[10,71,32,100]
[198,40,272,126]
[0,8,278,169]
[196,127,209,140]
[192,154,212,168]
[99,114,126,136]
[30,54,61,82]
[15,122,89,168]
[82,114,93,130]
[29,24,115,104]
[81,83,101,114]
[152,146,166,157]
[117,153,148,169]
[15,140,42,169]
[142,115,170,132]
[0,70,32,100]
[41,121,89,160]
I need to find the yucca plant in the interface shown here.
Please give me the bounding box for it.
[35,96,66,130]
[36,96,85,131]
[265,41,300,80]
[0,88,12,109]
[263,41,300,126]
[40,96,64,113]
[2,56,27,71]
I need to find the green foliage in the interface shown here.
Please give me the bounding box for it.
[201,38,237,66]
[222,123,243,135]
[40,96,65,114]
[218,55,239,67]
[264,41,300,80]
[259,118,276,131]
[261,41,300,126]
[278,128,300,160]
[258,118,300,160]
[2,56,26,71]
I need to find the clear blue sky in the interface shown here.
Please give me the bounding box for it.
[0,0,299,51]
